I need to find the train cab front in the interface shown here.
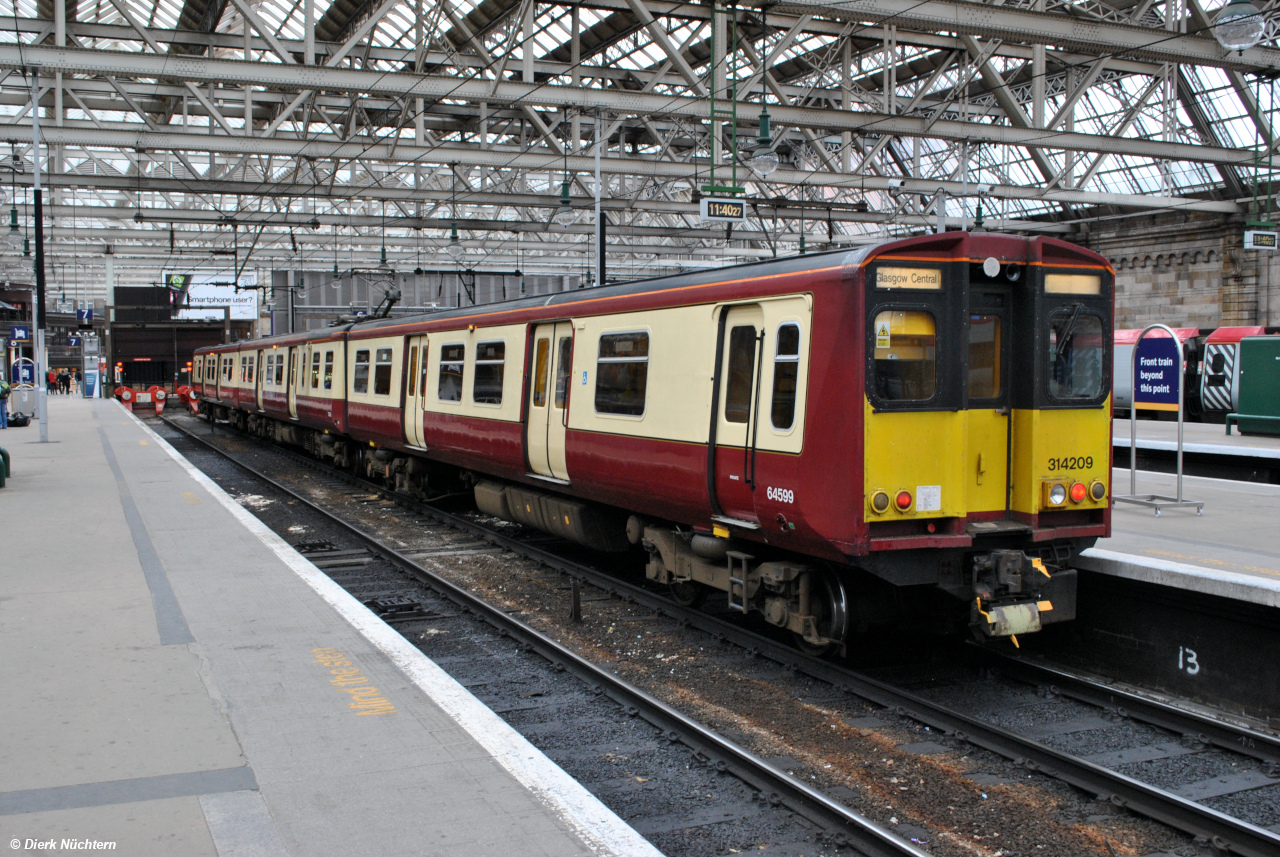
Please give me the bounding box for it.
[859,232,1113,642]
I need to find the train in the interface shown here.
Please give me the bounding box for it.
[194,231,1114,653]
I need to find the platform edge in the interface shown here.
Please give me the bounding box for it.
[121,404,664,857]
[1078,547,1280,609]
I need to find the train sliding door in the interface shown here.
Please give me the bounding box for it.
[287,347,300,419]
[711,304,765,525]
[526,322,573,482]
[255,349,266,410]
[403,334,429,449]
[966,285,1011,513]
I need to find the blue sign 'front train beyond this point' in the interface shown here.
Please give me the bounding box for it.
[1133,335,1181,412]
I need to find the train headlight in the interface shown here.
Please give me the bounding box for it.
[1069,482,1088,504]
[1048,483,1067,506]
[895,490,913,512]
[1090,480,1107,502]
[870,491,891,514]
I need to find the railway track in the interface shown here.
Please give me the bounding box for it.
[160,412,1280,857]
[156,414,928,857]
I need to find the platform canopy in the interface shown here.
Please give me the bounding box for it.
[0,0,1275,290]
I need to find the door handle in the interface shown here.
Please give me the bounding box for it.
[996,406,1010,416]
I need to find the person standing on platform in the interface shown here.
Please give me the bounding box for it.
[0,374,9,428]
[46,369,57,395]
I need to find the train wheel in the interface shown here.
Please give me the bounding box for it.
[794,570,849,657]
[669,580,708,608]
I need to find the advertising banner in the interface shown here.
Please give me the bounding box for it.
[166,270,259,320]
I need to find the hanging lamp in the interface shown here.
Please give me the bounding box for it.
[748,7,780,177]
[446,165,465,262]
[552,145,579,227]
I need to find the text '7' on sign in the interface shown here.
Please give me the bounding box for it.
[700,198,747,224]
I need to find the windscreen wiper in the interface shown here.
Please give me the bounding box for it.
[1053,303,1084,361]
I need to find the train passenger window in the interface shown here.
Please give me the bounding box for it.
[554,337,572,409]
[438,344,464,401]
[239,356,247,383]
[246,356,254,384]
[407,346,418,397]
[595,332,648,416]
[872,310,937,401]
[725,326,758,423]
[275,354,285,386]
[1047,308,1103,400]
[353,349,370,394]
[311,352,321,389]
[771,324,801,430]
[967,315,1002,399]
[419,349,429,404]
[474,341,505,405]
[532,339,550,407]
[374,348,393,396]
[323,351,334,390]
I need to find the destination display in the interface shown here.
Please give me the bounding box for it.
[874,267,942,289]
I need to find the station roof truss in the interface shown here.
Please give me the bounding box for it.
[0,0,1276,290]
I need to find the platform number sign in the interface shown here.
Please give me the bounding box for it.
[1178,646,1200,676]
[875,319,891,349]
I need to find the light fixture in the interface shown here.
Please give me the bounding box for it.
[748,107,780,176]
[331,225,342,289]
[551,146,579,227]
[446,220,465,262]
[748,5,780,178]
[446,164,465,263]
[552,179,579,227]
[5,205,20,249]
[1213,0,1266,51]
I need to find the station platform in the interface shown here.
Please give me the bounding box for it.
[1079,467,1280,609]
[0,397,659,857]
[1112,417,1280,460]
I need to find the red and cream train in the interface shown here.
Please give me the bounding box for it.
[196,231,1114,651]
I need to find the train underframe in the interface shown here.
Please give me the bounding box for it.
[211,404,1082,653]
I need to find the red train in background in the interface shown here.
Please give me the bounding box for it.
[196,231,1114,652]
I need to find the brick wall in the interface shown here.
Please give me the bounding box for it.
[1083,213,1279,329]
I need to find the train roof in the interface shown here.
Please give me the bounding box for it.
[198,232,1109,354]
[1206,326,1267,344]
[1114,327,1199,344]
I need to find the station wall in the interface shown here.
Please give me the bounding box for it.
[1084,212,1280,329]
